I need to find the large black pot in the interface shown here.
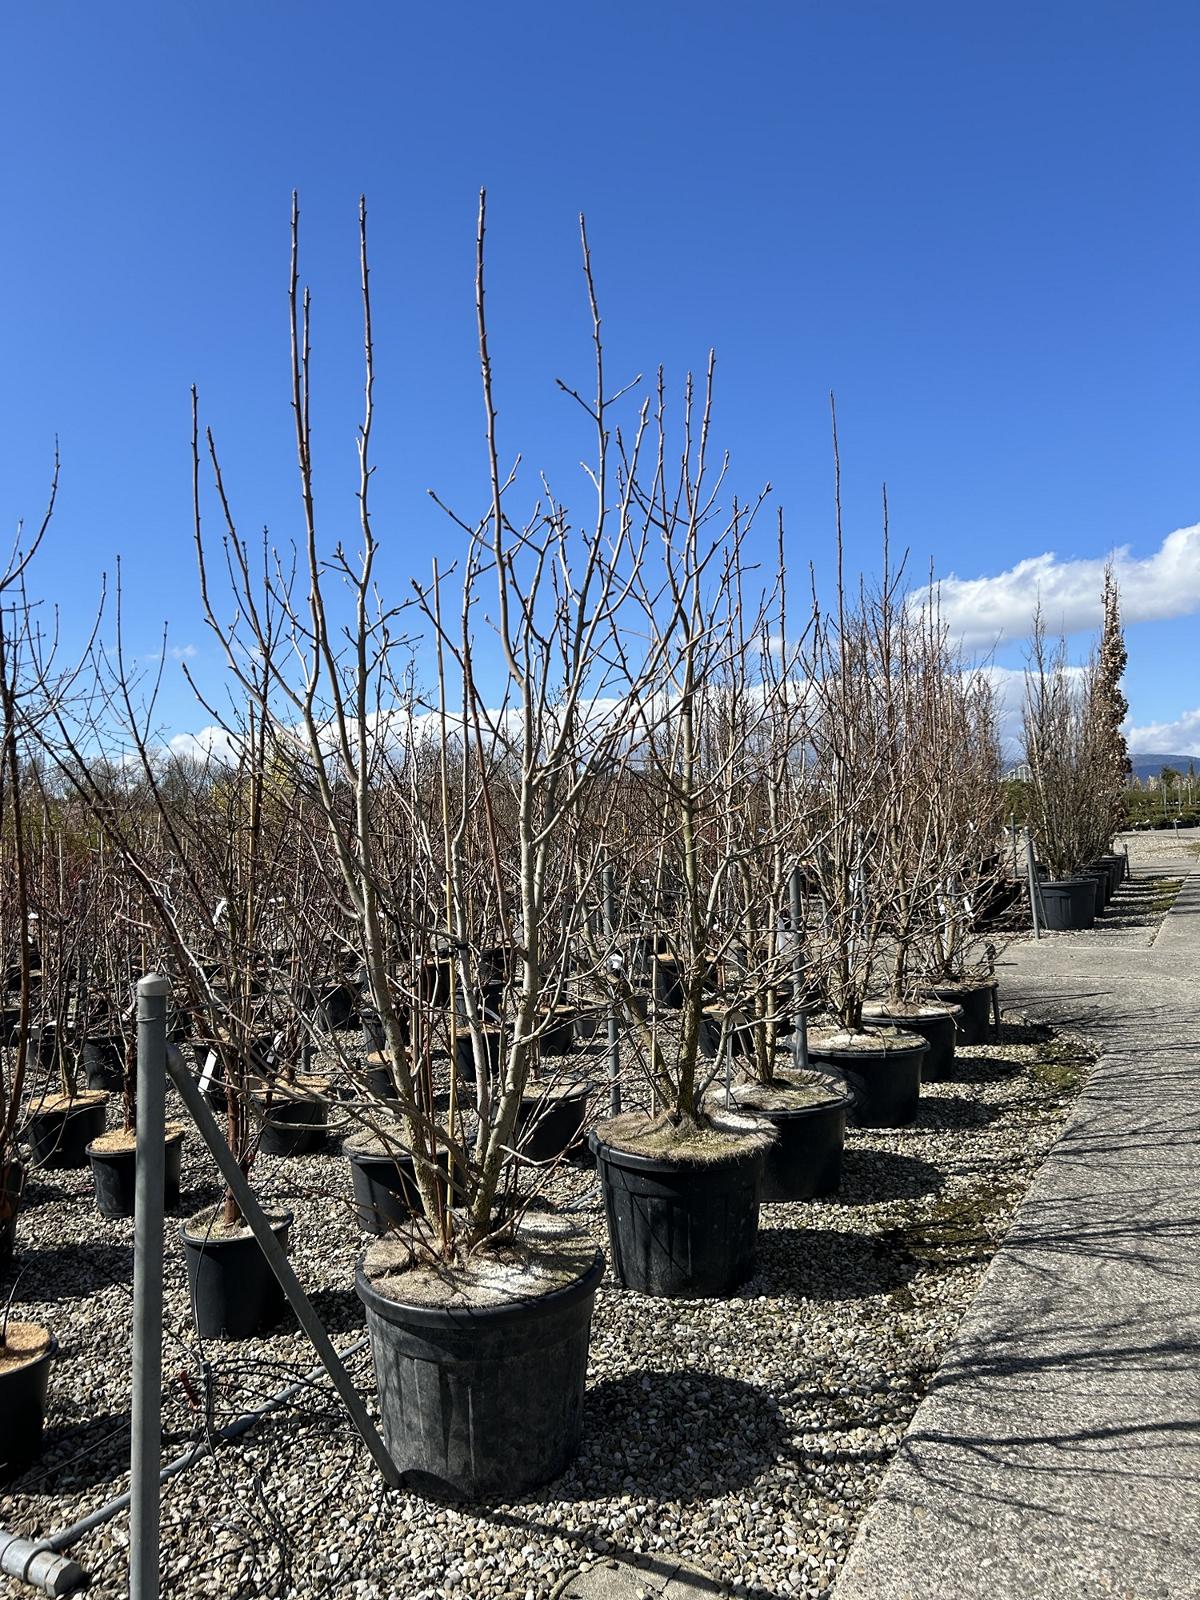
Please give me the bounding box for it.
[1079,866,1110,914]
[1095,854,1125,895]
[590,1130,764,1297]
[255,1090,328,1157]
[355,1237,603,1499]
[864,1001,961,1078]
[82,1034,128,1093]
[921,982,997,1046]
[0,1155,23,1269]
[344,1140,421,1234]
[181,1207,292,1339]
[309,978,358,1032]
[0,1328,57,1482]
[807,1033,928,1128]
[454,1024,504,1082]
[516,1082,592,1163]
[536,1008,577,1057]
[87,1129,184,1218]
[728,1072,852,1201]
[1037,877,1096,931]
[24,1093,109,1170]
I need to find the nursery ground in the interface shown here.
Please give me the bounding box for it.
[2,852,1186,1600]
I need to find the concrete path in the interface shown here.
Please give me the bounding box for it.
[834,848,1200,1600]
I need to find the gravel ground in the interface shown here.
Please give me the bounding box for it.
[7,862,1183,1600]
[0,1016,1093,1600]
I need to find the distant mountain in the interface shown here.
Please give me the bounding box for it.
[1128,752,1200,781]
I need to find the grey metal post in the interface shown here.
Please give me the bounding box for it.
[789,867,809,1070]
[163,1044,400,1487]
[1009,814,1020,882]
[603,864,620,1116]
[1025,832,1042,940]
[131,974,169,1600]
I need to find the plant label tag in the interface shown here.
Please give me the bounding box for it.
[198,1050,219,1093]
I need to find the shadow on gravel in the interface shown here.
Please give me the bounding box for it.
[836,1147,944,1202]
[8,1241,133,1298]
[753,1226,919,1301]
[24,1412,134,1490]
[949,1054,1026,1085]
[565,1368,786,1503]
[296,1283,366,1333]
[913,1095,997,1131]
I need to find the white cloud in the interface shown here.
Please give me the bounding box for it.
[920,522,1200,650]
[167,725,240,764]
[170,643,198,661]
[1124,709,1200,758]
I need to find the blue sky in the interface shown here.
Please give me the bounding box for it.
[2,1,1198,750]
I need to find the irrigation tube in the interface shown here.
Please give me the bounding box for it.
[0,1339,370,1596]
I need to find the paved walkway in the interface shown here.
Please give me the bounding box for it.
[834,849,1200,1600]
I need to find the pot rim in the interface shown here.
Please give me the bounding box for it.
[0,1329,58,1379]
[588,1126,768,1177]
[355,1244,604,1330]
[180,1205,294,1248]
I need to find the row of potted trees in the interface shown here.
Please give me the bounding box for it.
[2,197,1126,1501]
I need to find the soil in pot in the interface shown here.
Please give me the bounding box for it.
[81,1034,128,1094]
[24,1091,109,1170]
[920,981,998,1046]
[806,1029,928,1128]
[590,1110,772,1297]
[181,1205,293,1339]
[724,1070,852,1201]
[356,1213,604,1499]
[515,1080,592,1164]
[87,1124,185,1217]
[0,1323,57,1482]
[862,1000,962,1080]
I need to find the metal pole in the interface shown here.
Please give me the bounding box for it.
[789,867,809,1070]
[1025,833,1042,941]
[130,975,169,1600]
[163,1044,400,1487]
[603,864,620,1116]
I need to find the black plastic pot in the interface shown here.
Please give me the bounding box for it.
[344,1141,422,1233]
[1,1005,20,1047]
[516,1082,592,1163]
[573,1005,604,1043]
[454,1024,503,1081]
[863,1003,961,1079]
[87,1130,184,1218]
[1037,877,1096,931]
[652,956,685,1009]
[729,1075,852,1201]
[537,1008,576,1057]
[1096,854,1125,895]
[82,1034,128,1093]
[922,982,997,1046]
[355,1244,604,1499]
[181,1208,293,1339]
[24,1094,109,1170]
[256,1092,328,1157]
[0,1330,57,1482]
[1079,866,1110,914]
[806,1034,928,1128]
[309,978,358,1032]
[1,1155,23,1269]
[590,1131,764,1297]
[699,1007,755,1060]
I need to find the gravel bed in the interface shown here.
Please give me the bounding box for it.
[0,1006,1098,1600]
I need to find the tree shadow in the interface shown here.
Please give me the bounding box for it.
[295,1284,366,1334]
[559,1368,786,1503]
[948,1054,1026,1085]
[21,1411,134,1491]
[914,1095,997,1131]
[836,1148,944,1203]
[5,1241,133,1299]
[751,1225,919,1300]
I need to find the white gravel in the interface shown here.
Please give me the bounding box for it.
[0,1004,1099,1600]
